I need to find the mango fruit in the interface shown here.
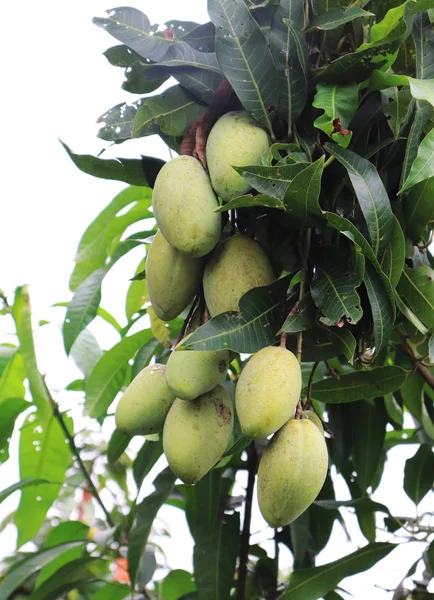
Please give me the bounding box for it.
[203,234,275,316]
[163,384,233,484]
[206,111,270,201]
[146,230,204,321]
[152,155,221,257]
[257,418,328,527]
[115,364,175,436]
[302,409,324,433]
[166,336,230,400]
[235,346,301,439]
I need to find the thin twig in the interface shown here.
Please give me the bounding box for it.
[280,332,288,348]
[296,229,311,364]
[324,360,341,381]
[174,295,199,347]
[403,343,434,391]
[304,361,320,409]
[236,444,257,600]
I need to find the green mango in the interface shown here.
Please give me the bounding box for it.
[257,418,329,527]
[206,111,270,201]
[203,234,275,316]
[146,230,204,321]
[166,335,230,400]
[115,364,175,436]
[163,384,234,484]
[302,409,324,433]
[235,346,301,439]
[152,155,221,257]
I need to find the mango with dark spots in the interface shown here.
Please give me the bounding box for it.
[146,230,204,321]
[257,418,328,527]
[203,234,275,317]
[235,346,301,439]
[163,384,233,484]
[152,155,221,257]
[115,364,175,436]
[206,111,270,201]
[166,335,230,400]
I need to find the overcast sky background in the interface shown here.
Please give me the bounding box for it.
[0,3,432,598]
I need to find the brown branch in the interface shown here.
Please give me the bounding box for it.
[304,361,319,409]
[236,444,257,600]
[174,295,199,347]
[403,343,434,392]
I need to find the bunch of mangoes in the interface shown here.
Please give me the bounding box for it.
[115,110,328,524]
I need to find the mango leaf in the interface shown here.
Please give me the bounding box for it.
[279,543,395,600]
[404,177,434,242]
[401,101,432,188]
[128,468,176,586]
[380,216,405,289]
[398,266,434,329]
[108,429,132,464]
[162,570,196,600]
[120,61,170,95]
[308,366,407,403]
[381,87,413,138]
[315,497,390,514]
[63,268,105,354]
[89,584,131,600]
[232,163,309,199]
[132,338,162,380]
[147,306,171,347]
[0,398,29,463]
[313,83,359,147]
[0,346,16,378]
[70,329,104,379]
[283,157,325,227]
[400,127,434,193]
[364,261,394,351]
[385,393,404,427]
[209,0,279,133]
[270,11,308,133]
[126,256,147,320]
[84,329,154,418]
[0,351,25,403]
[182,21,216,52]
[132,439,164,489]
[306,7,373,31]
[404,444,434,505]
[0,477,52,505]
[14,411,73,547]
[155,44,221,74]
[181,276,290,353]
[170,67,224,104]
[280,293,316,333]
[97,99,143,142]
[413,11,434,79]
[325,145,394,257]
[324,327,357,363]
[311,246,363,326]
[215,193,286,212]
[0,541,87,600]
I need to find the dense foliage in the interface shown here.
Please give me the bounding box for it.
[2,0,434,598]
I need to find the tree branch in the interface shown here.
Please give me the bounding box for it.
[236,443,257,600]
[402,343,434,392]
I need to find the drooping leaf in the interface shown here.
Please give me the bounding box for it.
[311,246,363,326]
[161,570,196,600]
[308,366,407,403]
[364,261,394,352]
[279,543,395,600]
[0,351,25,404]
[400,127,434,193]
[128,468,176,586]
[132,439,164,489]
[131,338,162,380]
[400,100,432,188]
[315,497,390,514]
[280,293,316,333]
[381,86,413,138]
[170,67,224,104]
[147,305,171,347]
[181,276,290,353]
[380,216,406,289]
[209,0,279,133]
[97,99,144,142]
[0,477,52,505]
[306,7,373,32]
[404,177,434,242]
[89,583,131,600]
[155,44,222,74]
[107,429,132,463]
[126,256,147,320]
[215,193,287,212]
[398,265,434,329]
[313,83,359,147]
[283,157,326,227]
[413,11,434,79]
[325,145,394,257]
[0,398,29,463]
[324,326,357,363]
[232,163,309,200]
[404,444,434,505]
[182,21,216,52]
[70,328,104,379]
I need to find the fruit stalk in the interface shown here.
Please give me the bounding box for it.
[296,228,312,364]
[236,443,257,600]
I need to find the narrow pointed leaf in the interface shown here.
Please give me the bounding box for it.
[89,584,131,600]
[404,177,434,242]
[325,144,394,256]
[209,0,279,132]
[280,293,316,333]
[306,7,373,32]
[0,351,25,404]
[182,276,291,353]
[108,429,132,463]
[283,157,325,227]
[0,477,52,505]
[380,216,405,289]
[398,265,434,329]
[381,86,413,138]
[404,444,434,505]
[232,163,309,199]
[364,261,394,351]
[215,193,286,211]
[132,440,164,489]
[70,328,104,379]
[156,44,222,74]
[413,11,434,79]
[0,398,29,463]
[97,99,144,142]
[325,327,357,363]
[313,83,358,147]
[399,127,434,193]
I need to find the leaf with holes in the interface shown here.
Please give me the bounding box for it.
[97,99,144,142]
[306,7,373,32]
[215,193,287,212]
[232,163,309,199]
[398,266,434,330]
[404,444,434,505]
[413,11,434,79]
[313,83,359,147]
[280,293,316,333]
[381,86,413,138]
[0,398,29,464]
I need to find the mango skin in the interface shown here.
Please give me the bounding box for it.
[115,364,175,436]
[258,418,328,527]
[163,384,233,484]
[206,111,270,201]
[146,230,204,321]
[236,346,301,439]
[203,234,275,316]
[152,155,221,257]
[166,337,230,401]
[302,409,324,433]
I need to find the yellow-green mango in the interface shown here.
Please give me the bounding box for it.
[115,364,175,436]
[146,230,204,321]
[163,384,233,484]
[257,418,328,527]
[152,155,221,257]
[302,409,324,433]
[203,234,275,316]
[206,111,270,201]
[235,346,301,439]
[166,336,230,400]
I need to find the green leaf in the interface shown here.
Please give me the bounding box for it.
[280,293,316,333]
[381,86,413,139]
[313,83,359,147]
[170,68,224,104]
[404,444,434,505]
[400,127,434,193]
[181,276,290,353]
[0,541,87,600]
[209,0,279,133]
[0,477,52,505]
[385,393,404,427]
[63,269,105,354]
[182,21,216,52]
[97,99,143,142]
[108,429,132,463]
[89,584,131,600]
[132,86,203,138]
[162,570,196,600]
[270,13,308,133]
[315,497,390,514]
[70,329,103,379]
[215,193,286,212]
[15,411,73,547]
[0,398,29,463]
[232,163,309,200]
[155,44,222,75]
[324,327,357,363]
[0,345,16,378]
[380,216,405,289]
[311,246,363,326]
[279,543,395,600]
[306,7,373,31]
[404,177,434,242]
[429,334,434,363]
[400,100,432,188]
[126,256,147,320]
[413,11,434,79]
[128,468,176,586]
[364,261,394,352]
[84,329,154,418]
[0,351,25,404]
[325,145,394,257]
[283,157,326,227]
[308,366,407,403]
[398,266,434,329]
[132,439,164,489]
[132,338,162,380]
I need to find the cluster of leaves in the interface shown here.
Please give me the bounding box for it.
[2,0,434,599]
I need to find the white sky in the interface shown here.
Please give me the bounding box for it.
[0,2,432,599]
